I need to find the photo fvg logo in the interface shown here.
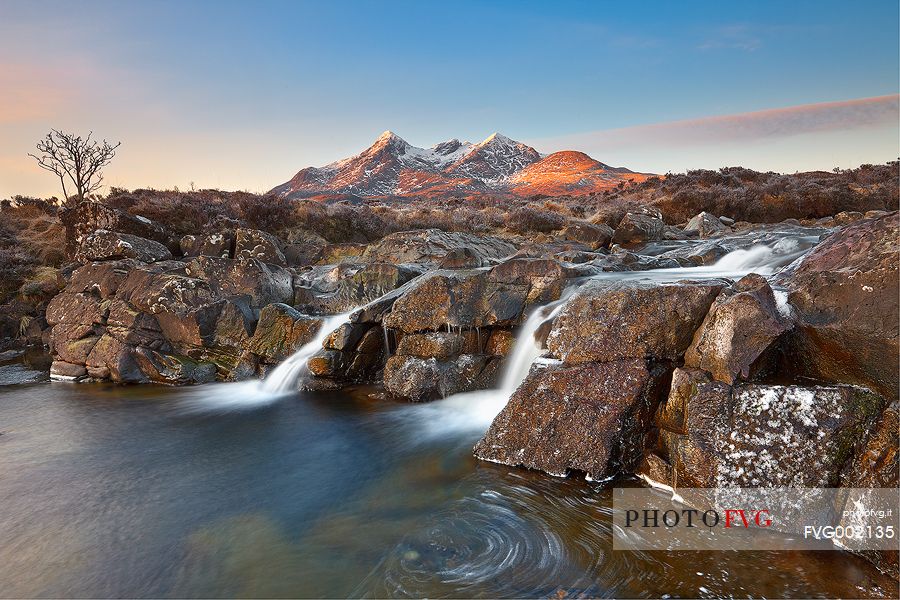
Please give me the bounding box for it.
[613,487,900,551]
[624,508,772,529]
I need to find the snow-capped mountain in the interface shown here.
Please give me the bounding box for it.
[271,131,648,199]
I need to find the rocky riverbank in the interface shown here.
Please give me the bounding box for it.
[2,197,897,578]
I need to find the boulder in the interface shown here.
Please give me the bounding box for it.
[247,303,321,363]
[648,368,886,488]
[293,262,421,313]
[383,353,500,401]
[560,222,614,250]
[684,211,728,237]
[50,324,103,364]
[843,402,899,489]
[362,229,516,267]
[383,270,526,334]
[67,259,141,298]
[119,271,222,316]
[184,256,293,308]
[46,291,109,326]
[50,360,88,380]
[474,359,667,479]
[323,322,372,352]
[60,200,173,258]
[180,232,234,258]
[487,257,574,305]
[395,331,466,360]
[684,274,789,384]
[318,242,368,265]
[841,403,899,579]
[611,213,665,245]
[84,334,147,383]
[782,213,898,398]
[234,228,287,266]
[486,329,515,356]
[438,247,483,269]
[132,348,217,385]
[75,230,172,264]
[211,298,258,350]
[547,280,724,364]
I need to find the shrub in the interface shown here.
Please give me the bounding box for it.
[504,207,567,233]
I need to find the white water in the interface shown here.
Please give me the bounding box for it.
[261,311,353,393]
[407,238,815,436]
[184,238,815,418]
[179,311,353,412]
[407,296,572,438]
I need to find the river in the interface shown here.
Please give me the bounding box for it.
[0,229,895,598]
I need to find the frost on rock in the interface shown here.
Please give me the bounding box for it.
[714,384,883,488]
[651,370,885,490]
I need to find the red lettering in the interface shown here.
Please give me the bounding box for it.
[724,509,750,528]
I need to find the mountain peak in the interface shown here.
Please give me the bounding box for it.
[479,132,514,146]
[372,130,408,148]
[377,130,400,141]
[272,131,648,198]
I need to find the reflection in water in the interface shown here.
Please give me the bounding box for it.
[0,232,894,598]
[1,383,892,598]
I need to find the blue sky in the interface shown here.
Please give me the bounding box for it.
[1,0,897,196]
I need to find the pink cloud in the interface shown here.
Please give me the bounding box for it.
[536,95,899,151]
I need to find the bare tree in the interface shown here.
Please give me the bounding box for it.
[28,129,121,204]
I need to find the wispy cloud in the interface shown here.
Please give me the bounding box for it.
[535,95,899,153]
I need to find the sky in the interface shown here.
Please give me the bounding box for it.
[1,0,898,198]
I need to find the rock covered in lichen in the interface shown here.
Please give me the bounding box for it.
[474,359,667,479]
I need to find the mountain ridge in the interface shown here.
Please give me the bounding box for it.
[271,131,651,199]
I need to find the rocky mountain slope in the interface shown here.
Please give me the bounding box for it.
[270,131,649,199]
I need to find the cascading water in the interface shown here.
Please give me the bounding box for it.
[178,310,353,412]
[261,311,353,393]
[404,236,819,436]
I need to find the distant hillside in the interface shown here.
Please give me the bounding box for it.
[270,131,649,199]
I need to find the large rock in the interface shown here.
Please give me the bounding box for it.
[487,257,576,305]
[843,402,899,489]
[383,353,500,401]
[84,334,146,383]
[293,262,422,313]
[60,200,173,258]
[132,347,216,385]
[474,359,667,479]
[180,232,234,259]
[647,368,886,488]
[67,259,143,298]
[684,211,728,237]
[247,303,321,363]
[684,274,789,384]
[119,270,222,316]
[611,212,665,245]
[183,256,293,308]
[841,403,899,579]
[362,229,516,267]
[75,230,172,264]
[383,270,526,333]
[546,280,724,364]
[560,222,614,250]
[234,228,287,266]
[782,212,898,398]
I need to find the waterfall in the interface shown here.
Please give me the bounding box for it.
[499,296,571,392]
[402,296,573,438]
[260,311,354,393]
